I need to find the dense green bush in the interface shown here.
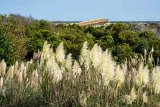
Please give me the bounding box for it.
[0,14,160,64]
[0,28,14,65]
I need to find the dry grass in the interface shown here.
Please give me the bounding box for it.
[0,41,159,107]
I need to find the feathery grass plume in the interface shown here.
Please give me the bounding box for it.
[97,45,102,67]
[80,41,89,65]
[101,50,115,86]
[125,87,137,104]
[14,62,26,83]
[53,63,63,83]
[90,43,102,69]
[0,60,6,76]
[142,92,148,103]
[72,60,82,78]
[122,61,127,76]
[42,41,50,57]
[131,58,136,66]
[0,77,4,89]
[114,65,125,87]
[134,62,149,86]
[148,47,154,63]
[45,48,56,72]
[124,95,132,104]
[79,91,87,107]
[65,53,72,72]
[14,61,19,71]
[17,70,23,83]
[31,69,39,88]
[130,87,137,102]
[49,48,55,63]
[6,65,14,80]
[33,49,41,60]
[100,50,108,85]
[26,59,33,68]
[79,88,92,107]
[56,42,65,64]
[42,42,63,83]
[152,66,160,94]
[19,62,27,79]
[80,41,90,70]
[45,57,63,83]
[42,41,49,52]
[49,62,63,83]
[40,41,51,65]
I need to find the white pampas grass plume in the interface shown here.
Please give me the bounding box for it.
[79,91,87,107]
[31,69,39,88]
[0,60,6,75]
[17,71,23,83]
[114,65,125,87]
[130,87,137,102]
[15,62,26,83]
[42,41,50,58]
[42,42,63,83]
[142,92,148,103]
[80,41,89,65]
[124,95,132,104]
[80,41,90,70]
[0,77,4,89]
[90,43,102,69]
[101,50,115,86]
[53,64,63,83]
[65,53,72,72]
[56,42,65,64]
[19,62,27,79]
[49,62,63,83]
[40,41,54,65]
[26,59,33,67]
[122,61,127,75]
[125,87,137,104]
[72,60,82,78]
[152,66,160,94]
[148,47,154,63]
[6,65,14,80]
[14,61,19,71]
[45,50,56,72]
[49,49,55,63]
[134,62,149,86]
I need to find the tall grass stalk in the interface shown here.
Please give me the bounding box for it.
[0,41,159,106]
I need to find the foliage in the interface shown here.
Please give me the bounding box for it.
[0,28,14,65]
[0,14,160,64]
[113,44,133,63]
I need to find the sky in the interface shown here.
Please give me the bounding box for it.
[0,0,160,21]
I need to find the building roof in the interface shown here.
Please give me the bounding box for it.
[77,19,109,26]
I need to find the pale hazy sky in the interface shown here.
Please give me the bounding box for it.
[0,0,160,21]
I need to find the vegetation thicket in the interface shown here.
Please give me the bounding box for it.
[1,14,160,106]
[0,14,160,65]
[0,41,159,107]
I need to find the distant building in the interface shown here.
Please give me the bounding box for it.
[77,19,109,27]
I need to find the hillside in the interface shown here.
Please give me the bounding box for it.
[0,14,160,65]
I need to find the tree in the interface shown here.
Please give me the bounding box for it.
[112,44,133,63]
[0,28,14,65]
[97,35,114,50]
[139,30,154,39]
[111,22,129,43]
[118,30,140,49]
